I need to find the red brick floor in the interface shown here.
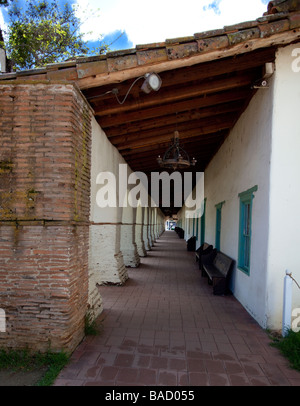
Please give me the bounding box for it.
[54,231,300,386]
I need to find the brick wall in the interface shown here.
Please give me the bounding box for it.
[0,83,93,352]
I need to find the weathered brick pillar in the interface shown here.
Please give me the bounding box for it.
[0,82,95,352]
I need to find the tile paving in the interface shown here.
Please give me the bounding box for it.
[54,231,300,386]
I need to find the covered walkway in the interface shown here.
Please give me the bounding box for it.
[54,232,300,386]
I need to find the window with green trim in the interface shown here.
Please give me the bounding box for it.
[195,217,199,241]
[215,201,225,251]
[200,198,207,245]
[238,186,258,275]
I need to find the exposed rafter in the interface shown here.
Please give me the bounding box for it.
[2,4,299,215]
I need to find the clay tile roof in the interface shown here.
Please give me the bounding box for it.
[0,0,299,84]
[264,0,300,15]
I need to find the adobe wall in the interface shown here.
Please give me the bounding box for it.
[0,82,93,352]
[178,71,273,328]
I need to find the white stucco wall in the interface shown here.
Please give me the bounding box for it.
[90,116,128,224]
[205,81,273,327]
[178,65,274,328]
[89,117,130,284]
[266,44,300,329]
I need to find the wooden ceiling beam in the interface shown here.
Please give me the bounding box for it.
[109,112,235,146]
[96,87,252,127]
[91,70,259,117]
[103,101,241,136]
[115,116,235,151]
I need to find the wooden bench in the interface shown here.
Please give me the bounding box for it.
[202,249,233,295]
[175,227,184,239]
[195,243,213,269]
[187,236,196,251]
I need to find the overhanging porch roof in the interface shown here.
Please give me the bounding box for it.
[1,2,300,215]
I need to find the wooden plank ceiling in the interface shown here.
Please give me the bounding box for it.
[82,47,276,215]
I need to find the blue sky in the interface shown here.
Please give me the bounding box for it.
[1,0,270,52]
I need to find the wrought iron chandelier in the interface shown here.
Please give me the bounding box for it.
[157,130,197,171]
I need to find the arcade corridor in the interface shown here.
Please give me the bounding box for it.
[54,231,300,386]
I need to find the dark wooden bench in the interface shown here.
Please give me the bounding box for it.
[187,236,196,251]
[195,243,213,269]
[175,227,184,239]
[202,249,233,295]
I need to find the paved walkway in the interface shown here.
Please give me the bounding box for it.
[54,231,300,386]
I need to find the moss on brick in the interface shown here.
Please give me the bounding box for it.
[0,161,14,173]
[0,83,92,353]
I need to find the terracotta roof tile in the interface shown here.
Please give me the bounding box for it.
[224,20,259,32]
[166,42,198,60]
[194,29,225,39]
[77,60,108,79]
[165,36,195,45]
[197,35,229,53]
[47,67,78,81]
[107,54,138,72]
[264,0,300,15]
[257,11,290,23]
[289,11,300,27]
[227,28,260,46]
[136,48,168,66]
[258,18,290,37]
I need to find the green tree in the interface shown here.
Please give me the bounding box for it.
[3,0,106,70]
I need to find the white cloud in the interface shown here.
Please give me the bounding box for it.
[75,0,267,46]
[0,8,6,31]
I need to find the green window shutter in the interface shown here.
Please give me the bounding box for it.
[215,201,225,251]
[238,186,258,275]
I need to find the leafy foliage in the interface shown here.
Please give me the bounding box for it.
[0,348,70,386]
[3,0,106,70]
[271,330,300,372]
